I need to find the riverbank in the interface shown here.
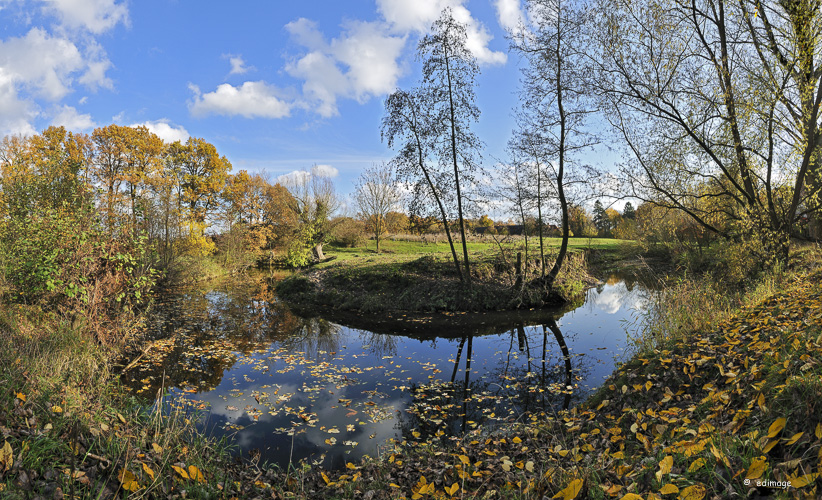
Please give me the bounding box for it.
[269,245,822,499]
[276,238,635,312]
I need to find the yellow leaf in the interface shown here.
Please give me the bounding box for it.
[117,413,127,424]
[815,423,822,440]
[172,465,190,480]
[687,458,705,473]
[142,463,155,481]
[785,432,804,445]
[611,451,625,459]
[790,473,819,488]
[553,478,583,500]
[321,471,330,485]
[118,469,140,492]
[513,436,522,444]
[346,462,357,470]
[659,483,679,495]
[458,454,470,465]
[677,484,705,500]
[52,406,63,414]
[605,484,623,494]
[646,381,653,391]
[659,456,673,475]
[757,393,765,410]
[15,393,26,402]
[1,441,13,472]
[151,443,163,454]
[767,418,786,438]
[525,461,535,472]
[188,465,205,483]
[745,456,767,480]
[448,482,459,496]
[412,431,421,439]
[761,439,778,453]
[619,494,643,500]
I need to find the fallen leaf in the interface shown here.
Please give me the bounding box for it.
[745,456,767,480]
[553,478,583,500]
[767,418,786,438]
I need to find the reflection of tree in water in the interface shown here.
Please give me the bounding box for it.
[397,318,590,442]
[121,277,318,396]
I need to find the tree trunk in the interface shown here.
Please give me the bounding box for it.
[313,243,325,261]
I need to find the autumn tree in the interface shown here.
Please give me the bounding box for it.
[169,137,232,226]
[282,169,339,265]
[355,163,402,253]
[594,0,822,261]
[122,126,164,232]
[92,124,131,229]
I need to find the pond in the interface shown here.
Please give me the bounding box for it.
[120,273,652,470]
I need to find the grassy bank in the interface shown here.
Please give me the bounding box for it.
[277,238,635,312]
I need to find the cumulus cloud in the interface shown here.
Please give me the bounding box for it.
[376,0,506,65]
[226,55,253,76]
[130,119,190,143]
[276,164,338,186]
[0,72,37,136]
[0,26,115,135]
[311,164,338,178]
[495,0,526,33]
[276,170,312,186]
[51,104,95,130]
[40,0,128,34]
[0,28,89,100]
[189,81,292,119]
[285,19,406,117]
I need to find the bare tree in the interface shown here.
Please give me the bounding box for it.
[355,163,402,253]
[593,0,822,261]
[418,8,484,284]
[511,0,599,289]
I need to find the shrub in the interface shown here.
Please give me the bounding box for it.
[330,217,366,248]
[0,203,157,344]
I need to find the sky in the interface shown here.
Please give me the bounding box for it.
[0,0,544,203]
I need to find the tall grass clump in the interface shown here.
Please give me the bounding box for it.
[630,242,822,354]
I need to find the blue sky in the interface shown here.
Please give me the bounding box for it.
[0,0,535,200]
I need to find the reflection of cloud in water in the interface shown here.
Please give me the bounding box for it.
[586,283,647,315]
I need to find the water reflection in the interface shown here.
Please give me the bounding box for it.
[120,273,650,470]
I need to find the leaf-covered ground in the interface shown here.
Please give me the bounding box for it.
[274,270,822,499]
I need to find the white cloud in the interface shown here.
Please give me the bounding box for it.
[0,70,37,136]
[51,104,95,130]
[0,27,114,135]
[130,119,190,143]
[41,0,128,34]
[277,170,312,186]
[189,81,292,119]
[495,0,526,33]
[284,19,406,117]
[226,55,253,76]
[311,164,338,178]
[376,0,506,65]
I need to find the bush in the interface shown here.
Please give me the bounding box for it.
[330,217,366,247]
[0,203,157,344]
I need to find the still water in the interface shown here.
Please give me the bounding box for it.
[121,274,650,470]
